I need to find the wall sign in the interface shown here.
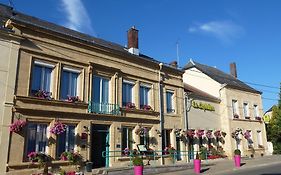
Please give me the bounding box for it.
[192,101,215,111]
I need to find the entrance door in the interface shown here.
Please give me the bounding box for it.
[91,124,110,168]
[176,137,182,160]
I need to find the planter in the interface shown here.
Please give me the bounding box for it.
[85,162,93,172]
[134,166,143,175]
[234,155,241,167]
[194,159,201,174]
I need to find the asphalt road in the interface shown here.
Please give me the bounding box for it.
[215,163,281,175]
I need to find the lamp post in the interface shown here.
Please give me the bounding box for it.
[158,63,164,165]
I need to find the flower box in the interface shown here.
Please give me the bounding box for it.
[66,96,80,103]
[233,114,239,119]
[140,105,152,111]
[33,90,52,100]
[125,102,136,109]
[245,116,250,119]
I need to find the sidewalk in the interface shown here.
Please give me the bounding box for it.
[157,155,281,175]
[92,155,281,175]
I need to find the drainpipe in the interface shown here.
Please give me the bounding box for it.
[184,92,193,162]
[158,63,164,165]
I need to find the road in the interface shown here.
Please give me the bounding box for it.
[216,162,281,175]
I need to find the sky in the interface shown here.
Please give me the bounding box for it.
[1,0,280,111]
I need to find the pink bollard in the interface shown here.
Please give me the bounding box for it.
[234,155,241,168]
[194,159,201,174]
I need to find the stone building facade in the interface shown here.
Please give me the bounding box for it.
[183,60,268,158]
[0,4,185,174]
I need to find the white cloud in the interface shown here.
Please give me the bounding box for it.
[60,0,96,36]
[188,20,244,43]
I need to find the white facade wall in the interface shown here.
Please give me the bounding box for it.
[183,68,222,98]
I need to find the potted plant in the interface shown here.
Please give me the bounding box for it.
[234,149,241,168]
[194,152,201,174]
[132,156,143,175]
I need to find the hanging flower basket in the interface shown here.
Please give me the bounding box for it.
[50,121,67,135]
[9,119,26,133]
[205,130,213,139]
[135,127,148,136]
[231,128,243,139]
[243,130,251,140]
[185,129,195,138]
[214,130,221,138]
[196,129,205,137]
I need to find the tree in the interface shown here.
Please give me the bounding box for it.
[267,83,281,154]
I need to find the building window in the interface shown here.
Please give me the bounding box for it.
[60,68,80,100]
[121,127,133,150]
[122,80,134,107]
[26,123,48,156]
[31,61,54,95]
[254,105,259,117]
[166,91,175,113]
[232,100,238,118]
[243,102,249,119]
[56,125,76,158]
[140,129,150,147]
[139,85,150,109]
[257,130,263,147]
[92,76,109,104]
[163,129,171,148]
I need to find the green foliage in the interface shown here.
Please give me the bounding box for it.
[199,147,208,160]
[234,149,241,155]
[267,83,281,154]
[132,156,143,166]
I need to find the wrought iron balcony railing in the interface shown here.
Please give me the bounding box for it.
[88,101,120,115]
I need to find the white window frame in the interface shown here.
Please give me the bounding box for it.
[61,66,82,98]
[33,61,55,94]
[122,80,135,105]
[232,99,238,117]
[26,123,49,155]
[139,83,151,107]
[243,102,249,119]
[166,90,175,113]
[257,130,263,146]
[254,104,259,117]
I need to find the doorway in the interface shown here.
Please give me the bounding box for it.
[91,124,110,168]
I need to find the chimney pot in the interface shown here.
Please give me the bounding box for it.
[127,26,139,55]
[230,62,237,78]
[169,61,178,68]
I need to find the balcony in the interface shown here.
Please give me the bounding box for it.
[88,101,120,115]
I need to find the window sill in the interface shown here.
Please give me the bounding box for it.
[16,96,88,107]
[8,160,72,169]
[119,107,159,116]
[232,118,263,123]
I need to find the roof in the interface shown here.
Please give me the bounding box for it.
[0,3,183,74]
[183,60,262,94]
[184,83,221,103]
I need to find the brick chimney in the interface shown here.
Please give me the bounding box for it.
[127,26,139,55]
[230,62,237,78]
[169,61,178,68]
